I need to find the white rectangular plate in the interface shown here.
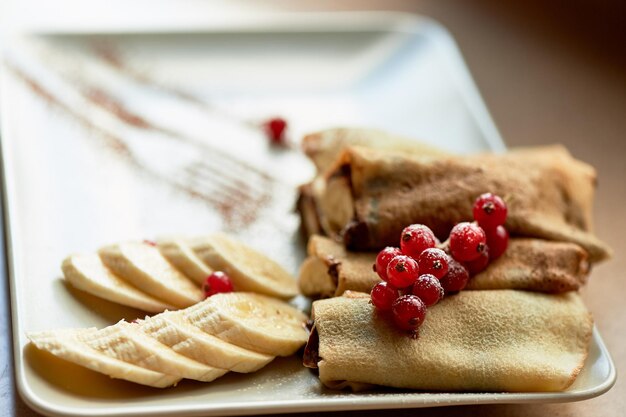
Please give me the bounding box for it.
[1,11,615,417]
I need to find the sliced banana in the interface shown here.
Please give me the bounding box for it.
[139,311,274,373]
[83,321,227,382]
[99,242,203,308]
[157,238,213,285]
[192,233,298,299]
[28,329,180,388]
[184,292,308,357]
[62,254,175,313]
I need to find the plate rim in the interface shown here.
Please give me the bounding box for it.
[15,327,617,417]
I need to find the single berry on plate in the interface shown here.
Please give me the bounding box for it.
[386,255,419,288]
[391,295,426,331]
[449,222,487,262]
[411,274,444,306]
[143,239,157,247]
[371,282,399,311]
[374,246,403,281]
[263,117,288,145]
[473,193,507,230]
[400,224,437,259]
[439,258,470,292]
[418,248,449,279]
[464,247,490,275]
[486,224,509,260]
[203,271,234,298]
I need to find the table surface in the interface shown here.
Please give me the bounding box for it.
[2,1,625,416]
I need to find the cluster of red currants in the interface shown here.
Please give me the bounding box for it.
[370,193,509,335]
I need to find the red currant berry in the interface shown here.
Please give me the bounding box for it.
[400,224,437,259]
[391,295,426,331]
[486,225,509,260]
[370,282,399,311]
[439,258,470,293]
[143,239,157,247]
[449,222,487,262]
[374,247,403,281]
[411,274,444,306]
[203,271,234,298]
[417,248,449,279]
[263,117,287,145]
[464,247,490,275]
[386,255,419,288]
[473,193,507,230]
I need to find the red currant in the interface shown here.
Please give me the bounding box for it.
[449,222,487,262]
[203,271,234,298]
[464,248,490,275]
[143,239,157,247]
[370,282,399,311]
[473,193,507,230]
[391,295,426,331]
[417,248,449,279]
[439,258,470,292]
[263,117,287,145]
[400,224,437,259]
[411,274,444,306]
[374,247,402,281]
[386,255,419,288]
[486,225,509,260]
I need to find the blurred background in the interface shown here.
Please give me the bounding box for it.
[1,1,624,416]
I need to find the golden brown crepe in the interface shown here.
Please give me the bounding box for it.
[313,145,610,262]
[306,290,592,392]
[298,235,590,297]
[298,128,448,239]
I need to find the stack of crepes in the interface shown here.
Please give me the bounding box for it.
[297,128,611,392]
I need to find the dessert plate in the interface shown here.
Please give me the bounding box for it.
[0,11,615,416]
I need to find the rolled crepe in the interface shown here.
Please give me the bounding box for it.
[307,290,592,392]
[314,145,610,262]
[299,235,590,297]
[298,129,448,239]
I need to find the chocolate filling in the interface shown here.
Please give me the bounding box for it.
[302,325,320,369]
[343,220,371,250]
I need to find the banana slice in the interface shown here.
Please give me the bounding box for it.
[184,292,308,357]
[99,242,203,308]
[157,238,212,285]
[28,329,180,388]
[62,254,175,313]
[139,311,274,373]
[192,234,298,299]
[83,321,227,382]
